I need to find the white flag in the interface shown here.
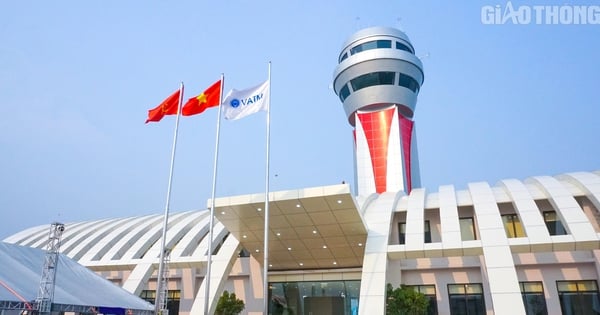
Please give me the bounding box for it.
[222,80,270,120]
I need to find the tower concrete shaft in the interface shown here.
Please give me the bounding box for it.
[333,26,424,196]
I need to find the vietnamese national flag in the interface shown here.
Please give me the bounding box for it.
[145,89,181,123]
[182,80,222,116]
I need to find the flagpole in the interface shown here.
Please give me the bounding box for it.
[263,62,272,314]
[204,74,225,315]
[155,82,184,315]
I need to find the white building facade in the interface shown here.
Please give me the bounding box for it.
[5,171,600,314]
[4,27,600,315]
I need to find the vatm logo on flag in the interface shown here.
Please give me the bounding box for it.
[222,80,270,120]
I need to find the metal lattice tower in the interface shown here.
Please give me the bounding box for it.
[157,248,171,315]
[35,222,65,314]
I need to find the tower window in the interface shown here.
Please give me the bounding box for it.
[398,73,420,93]
[339,52,348,63]
[350,72,395,92]
[350,39,392,55]
[396,41,414,53]
[339,84,350,102]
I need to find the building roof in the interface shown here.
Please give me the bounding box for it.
[4,171,600,273]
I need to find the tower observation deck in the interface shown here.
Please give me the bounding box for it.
[333,26,424,196]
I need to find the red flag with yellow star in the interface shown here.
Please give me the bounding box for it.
[145,89,181,123]
[182,80,222,116]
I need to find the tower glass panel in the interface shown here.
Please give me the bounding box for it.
[350,72,395,92]
[396,41,414,53]
[350,39,392,55]
[339,84,350,102]
[398,73,420,93]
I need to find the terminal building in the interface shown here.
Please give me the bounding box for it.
[4,27,600,315]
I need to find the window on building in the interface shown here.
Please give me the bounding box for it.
[543,211,567,235]
[459,217,476,241]
[350,39,392,55]
[557,280,600,315]
[108,279,122,286]
[398,73,420,93]
[396,41,414,53]
[141,290,181,315]
[502,214,526,238]
[406,285,438,315]
[448,283,485,315]
[350,72,395,92]
[270,280,361,315]
[399,222,406,245]
[424,220,432,243]
[140,289,155,302]
[339,84,350,102]
[520,282,548,315]
[399,221,431,244]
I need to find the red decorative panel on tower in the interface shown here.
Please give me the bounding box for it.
[357,108,395,194]
[399,116,414,192]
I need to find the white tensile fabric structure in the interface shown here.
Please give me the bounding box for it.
[0,242,154,314]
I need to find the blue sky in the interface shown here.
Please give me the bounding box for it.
[1,1,599,239]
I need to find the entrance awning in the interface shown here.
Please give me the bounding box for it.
[212,184,367,270]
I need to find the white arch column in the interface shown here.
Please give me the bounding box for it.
[468,182,525,315]
[358,192,398,315]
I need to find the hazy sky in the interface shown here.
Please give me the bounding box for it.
[1,1,599,240]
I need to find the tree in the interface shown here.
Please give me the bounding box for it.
[386,283,429,315]
[215,290,245,315]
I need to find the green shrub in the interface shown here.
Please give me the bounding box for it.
[386,283,429,315]
[215,290,245,315]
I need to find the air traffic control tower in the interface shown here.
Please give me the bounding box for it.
[333,26,424,196]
